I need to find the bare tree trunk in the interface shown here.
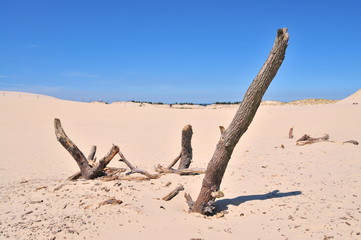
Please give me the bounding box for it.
[178,125,193,169]
[54,118,119,179]
[189,28,289,214]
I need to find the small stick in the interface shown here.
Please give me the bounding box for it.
[184,192,194,210]
[162,185,184,201]
[166,152,181,169]
[155,165,205,175]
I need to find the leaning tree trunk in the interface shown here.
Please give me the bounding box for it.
[190,28,289,214]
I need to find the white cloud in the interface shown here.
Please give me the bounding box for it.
[62,72,99,78]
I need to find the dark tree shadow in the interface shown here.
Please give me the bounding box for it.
[215,190,302,212]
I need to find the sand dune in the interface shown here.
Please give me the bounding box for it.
[338,89,361,104]
[0,90,360,239]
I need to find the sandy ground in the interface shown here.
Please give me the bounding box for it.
[0,90,360,240]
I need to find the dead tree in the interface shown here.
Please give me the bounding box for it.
[54,118,120,180]
[166,125,193,169]
[187,28,289,214]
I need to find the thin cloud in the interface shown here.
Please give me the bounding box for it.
[62,72,99,78]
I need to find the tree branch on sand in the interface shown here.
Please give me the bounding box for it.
[54,118,122,180]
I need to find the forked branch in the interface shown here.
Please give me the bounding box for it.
[54,118,119,179]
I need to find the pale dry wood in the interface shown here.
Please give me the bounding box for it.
[155,165,205,175]
[118,151,160,179]
[296,134,329,146]
[162,184,185,201]
[190,28,289,214]
[118,176,150,181]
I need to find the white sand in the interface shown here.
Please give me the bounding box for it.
[0,90,360,239]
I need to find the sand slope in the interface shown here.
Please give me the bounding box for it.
[338,89,361,104]
[0,91,360,239]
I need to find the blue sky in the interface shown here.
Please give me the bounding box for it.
[1,0,360,103]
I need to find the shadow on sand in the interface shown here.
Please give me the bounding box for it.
[215,190,302,212]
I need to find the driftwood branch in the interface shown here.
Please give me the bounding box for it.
[118,151,160,179]
[54,118,119,180]
[296,134,329,146]
[162,185,184,201]
[190,28,289,214]
[166,152,181,169]
[156,165,205,175]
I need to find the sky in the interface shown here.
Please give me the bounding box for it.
[1,0,360,103]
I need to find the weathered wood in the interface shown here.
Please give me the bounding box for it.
[97,197,122,208]
[166,152,181,169]
[289,127,294,139]
[118,151,160,179]
[296,134,329,146]
[155,165,205,175]
[190,28,289,214]
[54,118,119,179]
[162,185,184,201]
[343,140,359,145]
[219,126,225,134]
[178,125,193,169]
[67,167,126,181]
[67,172,82,181]
[87,145,97,166]
[118,175,150,181]
[54,118,91,176]
[184,193,194,210]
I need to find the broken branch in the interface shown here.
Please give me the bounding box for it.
[162,185,185,201]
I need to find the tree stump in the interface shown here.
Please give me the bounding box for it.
[178,125,193,169]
